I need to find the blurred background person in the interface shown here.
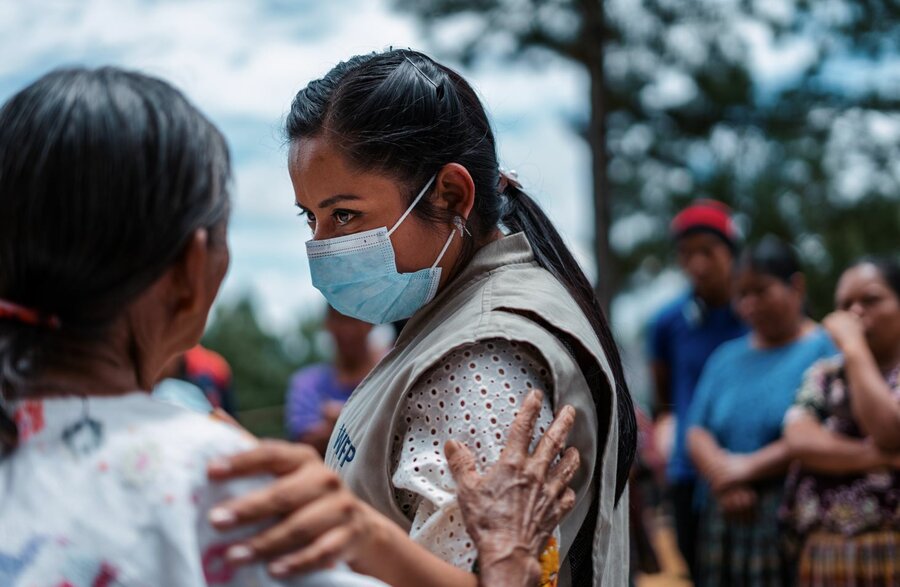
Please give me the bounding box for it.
[647,200,747,578]
[781,257,900,587]
[157,344,238,417]
[687,237,836,587]
[285,306,380,454]
[629,406,667,578]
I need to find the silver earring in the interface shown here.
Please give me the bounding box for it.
[454,217,471,237]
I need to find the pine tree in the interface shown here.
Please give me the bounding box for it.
[396,0,900,315]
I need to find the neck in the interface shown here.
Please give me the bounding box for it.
[873,343,900,373]
[23,328,147,400]
[756,317,812,349]
[698,286,731,307]
[438,227,505,293]
[335,349,377,377]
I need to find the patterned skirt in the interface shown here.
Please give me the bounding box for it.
[798,530,900,587]
[696,485,793,587]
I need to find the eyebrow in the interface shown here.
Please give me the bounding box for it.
[317,194,362,209]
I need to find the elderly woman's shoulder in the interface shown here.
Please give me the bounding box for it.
[115,393,256,467]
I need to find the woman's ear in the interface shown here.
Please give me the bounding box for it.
[123,228,226,389]
[433,163,475,221]
[172,229,212,318]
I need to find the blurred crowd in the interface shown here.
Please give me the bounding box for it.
[630,201,900,586]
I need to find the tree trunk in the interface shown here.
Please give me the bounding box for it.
[581,0,615,313]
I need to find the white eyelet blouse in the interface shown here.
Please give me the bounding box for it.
[389,339,560,573]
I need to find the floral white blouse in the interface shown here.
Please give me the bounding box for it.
[0,392,384,587]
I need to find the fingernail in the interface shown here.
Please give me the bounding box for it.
[208,458,232,474]
[209,507,236,526]
[226,544,254,564]
[269,560,290,577]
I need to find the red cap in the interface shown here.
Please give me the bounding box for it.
[671,200,737,248]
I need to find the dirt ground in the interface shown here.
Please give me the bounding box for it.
[635,517,692,587]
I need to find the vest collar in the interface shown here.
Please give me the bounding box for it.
[398,232,535,341]
[454,231,534,284]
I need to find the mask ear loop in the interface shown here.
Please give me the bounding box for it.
[430,229,456,270]
[387,175,437,237]
[385,174,457,270]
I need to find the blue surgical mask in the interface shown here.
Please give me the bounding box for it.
[306,176,456,324]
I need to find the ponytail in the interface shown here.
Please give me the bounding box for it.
[0,302,62,455]
[500,177,637,504]
[0,321,40,455]
[0,396,17,454]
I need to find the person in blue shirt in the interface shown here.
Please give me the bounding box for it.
[686,236,837,587]
[284,306,381,454]
[648,200,748,578]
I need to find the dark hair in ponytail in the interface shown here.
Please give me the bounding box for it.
[0,67,231,454]
[500,182,637,499]
[286,49,636,506]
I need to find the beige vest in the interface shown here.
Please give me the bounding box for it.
[325,233,628,585]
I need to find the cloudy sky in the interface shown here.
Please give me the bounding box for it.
[2,0,607,329]
[6,0,850,345]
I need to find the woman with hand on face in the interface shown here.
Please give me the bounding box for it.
[206,48,636,587]
[780,258,900,586]
[686,237,837,586]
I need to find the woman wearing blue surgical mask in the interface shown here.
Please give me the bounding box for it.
[209,49,636,587]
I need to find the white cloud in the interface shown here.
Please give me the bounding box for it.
[1,0,595,330]
[1,0,422,120]
[734,15,818,92]
[641,67,699,110]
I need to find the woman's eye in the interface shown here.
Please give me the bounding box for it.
[862,295,880,307]
[296,208,316,227]
[334,210,354,225]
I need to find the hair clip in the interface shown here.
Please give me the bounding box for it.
[404,55,440,90]
[498,168,523,193]
[0,299,61,329]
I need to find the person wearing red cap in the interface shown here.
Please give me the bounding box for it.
[647,200,748,579]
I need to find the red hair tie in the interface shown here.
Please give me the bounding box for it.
[0,299,61,329]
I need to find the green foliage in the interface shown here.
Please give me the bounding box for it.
[395,0,900,316]
[201,295,327,437]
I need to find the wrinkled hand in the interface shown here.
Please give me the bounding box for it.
[708,453,753,495]
[717,485,758,523]
[207,440,376,577]
[445,389,580,581]
[823,311,866,355]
